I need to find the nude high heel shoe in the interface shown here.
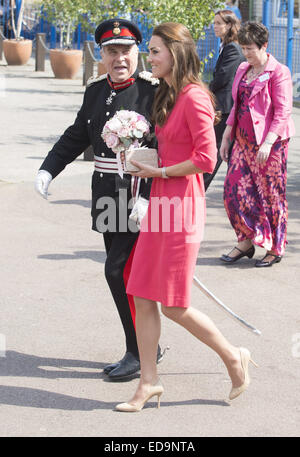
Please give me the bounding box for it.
[115,380,164,412]
[229,347,258,401]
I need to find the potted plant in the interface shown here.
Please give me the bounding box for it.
[41,0,87,79]
[3,0,32,65]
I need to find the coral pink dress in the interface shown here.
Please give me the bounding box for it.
[126,84,217,307]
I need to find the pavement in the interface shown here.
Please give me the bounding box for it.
[0,56,300,439]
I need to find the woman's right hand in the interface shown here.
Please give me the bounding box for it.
[220,126,232,162]
[220,138,231,162]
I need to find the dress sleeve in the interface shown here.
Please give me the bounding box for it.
[184,87,217,173]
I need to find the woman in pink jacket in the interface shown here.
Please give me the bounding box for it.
[220,22,295,267]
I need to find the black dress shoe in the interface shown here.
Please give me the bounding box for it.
[103,360,121,375]
[107,345,168,380]
[104,350,140,375]
[220,245,255,263]
[108,352,140,380]
[255,253,282,268]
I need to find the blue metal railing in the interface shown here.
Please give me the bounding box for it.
[286,0,294,70]
[1,1,299,101]
[0,0,12,38]
[262,0,298,74]
[198,27,220,80]
[262,0,299,102]
[263,0,271,28]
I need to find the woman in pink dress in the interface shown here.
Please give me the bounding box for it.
[115,22,258,412]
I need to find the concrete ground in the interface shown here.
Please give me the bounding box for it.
[0,57,300,438]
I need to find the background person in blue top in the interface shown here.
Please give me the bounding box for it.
[225,0,242,21]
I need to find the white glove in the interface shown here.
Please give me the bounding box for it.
[129,196,149,229]
[35,170,52,199]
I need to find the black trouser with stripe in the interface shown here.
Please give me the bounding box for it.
[103,231,139,359]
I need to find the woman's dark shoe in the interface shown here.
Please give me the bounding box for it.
[220,245,255,263]
[255,253,282,268]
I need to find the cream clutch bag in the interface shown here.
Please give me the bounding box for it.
[124,148,158,172]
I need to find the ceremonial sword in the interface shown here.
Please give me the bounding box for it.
[193,276,261,336]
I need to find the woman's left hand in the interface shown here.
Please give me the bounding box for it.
[130,160,161,178]
[256,143,272,165]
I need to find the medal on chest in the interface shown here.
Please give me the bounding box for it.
[106,90,117,105]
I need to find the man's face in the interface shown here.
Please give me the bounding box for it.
[100,44,138,83]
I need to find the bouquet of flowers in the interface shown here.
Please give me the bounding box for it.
[101,110,157,177]
[101,110,150,154]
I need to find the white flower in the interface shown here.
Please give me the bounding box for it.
[106,118,123,133]
[118,110,136,121]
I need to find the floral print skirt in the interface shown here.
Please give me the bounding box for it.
[224,128,288,256]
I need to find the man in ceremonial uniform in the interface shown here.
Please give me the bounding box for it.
[35,18,164,380]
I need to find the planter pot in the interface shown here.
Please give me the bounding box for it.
[3,39,32,65]
[50,49,83,79]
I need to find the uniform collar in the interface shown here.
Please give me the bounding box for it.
[107,69,139,91]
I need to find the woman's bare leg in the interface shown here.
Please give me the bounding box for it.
[127,299,245,407]
[127,296,161,405]
[161,305,244,387]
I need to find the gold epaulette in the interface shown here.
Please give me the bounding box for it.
[138,71,159,85]
[87,73,107,87]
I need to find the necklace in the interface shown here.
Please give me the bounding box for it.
[248,56,268,82]
[248,66,264,80]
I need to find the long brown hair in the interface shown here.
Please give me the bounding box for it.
[151,22,217,127]
[215,10,241,45]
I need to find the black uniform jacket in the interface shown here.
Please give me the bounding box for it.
[40,69,158,233]
[209,41,245,114]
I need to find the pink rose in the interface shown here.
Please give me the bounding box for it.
[136,120,150,134]
[106,133,119,149]
[119,127,130,138]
